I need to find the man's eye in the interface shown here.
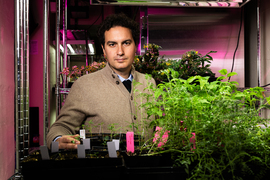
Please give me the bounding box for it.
[124,42,131,46]
[108,43,115,47]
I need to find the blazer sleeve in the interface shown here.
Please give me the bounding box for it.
[46,80,87,148]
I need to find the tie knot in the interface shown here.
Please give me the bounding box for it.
[123,80,131,93]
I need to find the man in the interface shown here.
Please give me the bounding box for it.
[46,13,156,149]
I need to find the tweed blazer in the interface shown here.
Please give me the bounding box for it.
[46,63,156,147]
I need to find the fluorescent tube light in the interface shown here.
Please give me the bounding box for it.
[67,44,75,54]
[88,43,95,54]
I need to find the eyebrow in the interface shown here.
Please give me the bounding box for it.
[106,39,133,45]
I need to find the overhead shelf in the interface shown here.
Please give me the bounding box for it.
[90,0,251,8]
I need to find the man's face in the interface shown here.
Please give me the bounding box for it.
[102,26,136,78]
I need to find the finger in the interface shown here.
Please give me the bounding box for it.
[57,135,80,149]
[58,139,80,149]
[61,135,80,144]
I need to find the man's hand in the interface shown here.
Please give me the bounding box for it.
[56,134,81,149]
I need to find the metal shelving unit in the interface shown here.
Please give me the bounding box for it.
[12,0,259,179]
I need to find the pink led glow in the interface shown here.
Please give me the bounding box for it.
[59,30,76,40]
[148,8,185,15]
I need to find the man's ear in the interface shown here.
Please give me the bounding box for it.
[101,45,107,59]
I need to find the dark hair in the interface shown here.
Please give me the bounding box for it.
[97,13,140,47]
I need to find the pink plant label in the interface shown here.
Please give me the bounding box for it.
[153,126,170,147]
[126,132,134,153]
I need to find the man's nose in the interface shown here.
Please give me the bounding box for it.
[117,45,124,56]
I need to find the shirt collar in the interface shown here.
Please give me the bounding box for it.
[117,73,133,82]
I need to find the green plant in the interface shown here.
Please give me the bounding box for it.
[178,50,216,79]
[133,43,168,83]
[137,68,270,179]
[60,61,106,82]
[134,44,216,84]
[97,122,104,134]
[107,123,121,140]
[133,43,162,74]
[87,120,94,136]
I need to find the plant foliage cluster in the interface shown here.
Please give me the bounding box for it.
[135,69,270,179]
[60,61,106,81]
[133,43,216,83]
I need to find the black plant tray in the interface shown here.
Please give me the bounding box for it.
[122,152,173,167]
[125,166,186,179]
[121,152,187,179]
[21,149,188,180]
[21,150,124,180]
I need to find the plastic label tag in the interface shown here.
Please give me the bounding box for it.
[112,139,119,150]
[40,146,50,160]
[83,139,90,150]
[80,129,86,139]
[77,145,85,158]
[51,141,59,153]
[126,132,134,153]
[107,141,117,158]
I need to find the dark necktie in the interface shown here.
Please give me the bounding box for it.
[123,80,132,93]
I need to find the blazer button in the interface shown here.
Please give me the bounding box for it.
[134,116,137,120]
[112,74,115,78]
[116,81,119,85]
[131,96,133,100]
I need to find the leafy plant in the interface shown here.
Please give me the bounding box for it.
[60,61,106,82]
[179,50,216,79]
[133,44,216,84]
[133,43,168,84]
[107,123,121,140]
[137,68,270,179]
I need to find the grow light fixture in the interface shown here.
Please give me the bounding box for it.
[90,0,251,8]
[67,44,75,54]
[54,40,95,55]
[88,44,94,54]
[57,30,95,55]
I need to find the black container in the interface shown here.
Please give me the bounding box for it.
[122,152,187,180]
[21,150,124,180]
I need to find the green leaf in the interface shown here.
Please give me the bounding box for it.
[217,76,226,81]
[227,72,237,77]
[198,99,210,104]
[187,76,197,84]
[219,69,227,75]
[230,81,239,85]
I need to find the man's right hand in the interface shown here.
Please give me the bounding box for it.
[56,134,81,149]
